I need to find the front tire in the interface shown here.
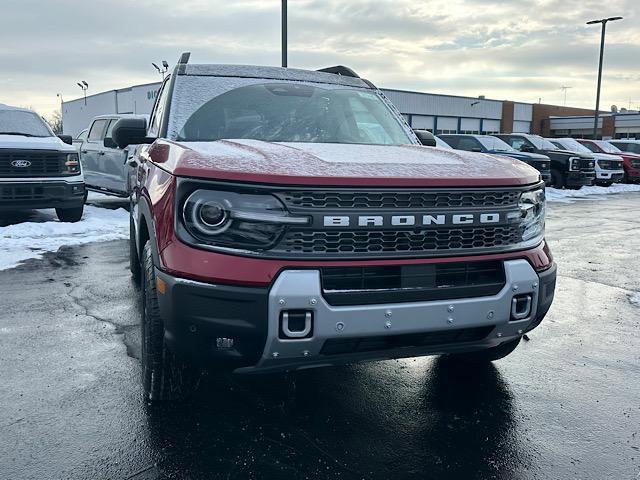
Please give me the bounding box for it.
[550,169,565,189]
[56,205,84,222]
[141,241,199,403]
[445,337,521,363]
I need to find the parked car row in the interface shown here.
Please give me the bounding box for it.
[414,129,640,189]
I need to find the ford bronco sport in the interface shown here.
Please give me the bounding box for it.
[114,54,556,402]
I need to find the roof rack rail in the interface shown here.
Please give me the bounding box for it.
[176,52,191,75]
[317,66,360,78]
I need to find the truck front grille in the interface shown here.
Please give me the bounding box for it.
[277,226,522,256]
[321,260,505,305]
[280,190,520,209]
[0,149,66,177]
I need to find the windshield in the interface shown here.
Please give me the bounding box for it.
[612,142,640,154]
[597,141,623,154]
[528,135,558,150]
[173,80,413,145]
[556,138,591,153]
[434,136,452,149]
[476,136,514,151]
[0,110,53,137]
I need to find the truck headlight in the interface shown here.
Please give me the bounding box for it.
[181,189,310,251]
[518,188,545,242]
[570,157,580,171]
[64,153,80,174]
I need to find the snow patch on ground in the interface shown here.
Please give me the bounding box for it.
[629,292,640,307]
[0,206,128,271]
[546,184,640,203]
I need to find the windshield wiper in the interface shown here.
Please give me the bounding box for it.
[0,131,41,137]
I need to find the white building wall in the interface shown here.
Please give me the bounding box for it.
[513,103,533,122]
[62,91,117,136]
[382,89,502,119]
[411,115,434,130]
[512,120,531,133]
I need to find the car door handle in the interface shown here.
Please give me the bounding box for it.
[81,150,88,154]
[98,151,105,156]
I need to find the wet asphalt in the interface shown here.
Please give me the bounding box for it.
[1,193,639,480]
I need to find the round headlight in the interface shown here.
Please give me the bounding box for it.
[198,202,227,227]
[190,199,230,235]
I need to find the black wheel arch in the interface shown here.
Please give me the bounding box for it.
[135,196,162,268]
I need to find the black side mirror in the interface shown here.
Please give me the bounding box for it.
[103,137,118,149]
[471,147,482,152]
[112,117,152,148]
[412,129,437,147]
[58,134,73,145]
[520,144,534,153]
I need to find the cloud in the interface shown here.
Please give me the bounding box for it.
[1,0,639,115]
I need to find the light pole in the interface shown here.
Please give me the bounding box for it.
[587,16,623,139]
[77,81,88,106]
[281,0,287,67]
[560,85,572,106]
[152,61,169,80]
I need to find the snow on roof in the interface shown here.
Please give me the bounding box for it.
[0,103,32,112]
[182,64,370,89]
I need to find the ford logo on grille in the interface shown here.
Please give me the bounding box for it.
[11,160,31,168]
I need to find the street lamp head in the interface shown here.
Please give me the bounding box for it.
[77,82,83,89]
[162,60,169,69]
[587,16,623,24]
[152,62,160,72]
[82,81,88,87]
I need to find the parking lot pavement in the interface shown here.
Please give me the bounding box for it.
[1,193,639,480]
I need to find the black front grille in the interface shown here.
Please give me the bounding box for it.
[320,326,493,355]
[321,261,505,305]
[278,226,522,256]
[0,149,66,177]
[578,159,595,171]
[280,190,520,209]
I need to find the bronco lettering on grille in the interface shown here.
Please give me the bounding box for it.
[323,213,501,228]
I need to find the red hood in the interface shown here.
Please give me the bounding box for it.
[147,139,540,187]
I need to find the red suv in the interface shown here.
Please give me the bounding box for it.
[578,139,640,183]
[112,54,556,402]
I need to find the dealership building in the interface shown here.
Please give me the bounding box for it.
[61,77,638,140]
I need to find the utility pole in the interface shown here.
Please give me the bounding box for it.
[560,86,572,106]
[587,16,623,139]
[281,0,287,68]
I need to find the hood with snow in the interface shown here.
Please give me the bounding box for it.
[145,138,541,187]
[0,134,75,152]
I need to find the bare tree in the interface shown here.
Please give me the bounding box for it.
[46,110,63,135]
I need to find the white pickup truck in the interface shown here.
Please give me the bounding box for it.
[0,104,85,222]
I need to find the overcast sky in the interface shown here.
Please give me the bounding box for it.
[2,0,639,118]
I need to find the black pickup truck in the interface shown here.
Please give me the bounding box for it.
[496,134,595,189]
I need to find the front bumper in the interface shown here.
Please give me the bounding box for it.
[595,169,625,184]
[156,259,557,373]
[0,180,85,211]
[566,171,595,187]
